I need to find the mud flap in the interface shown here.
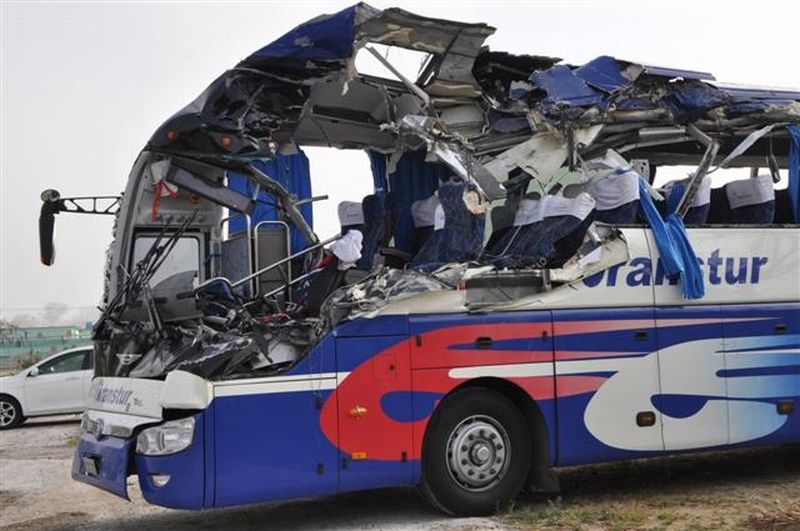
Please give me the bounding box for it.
[72,433,133,500]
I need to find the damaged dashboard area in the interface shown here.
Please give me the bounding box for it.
[88,3,798,381]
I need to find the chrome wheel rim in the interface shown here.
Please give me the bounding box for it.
[446,414,510,492]
[0,400,16,427]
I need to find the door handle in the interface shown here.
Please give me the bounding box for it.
[475,337,493,349]
[65,376,81,381]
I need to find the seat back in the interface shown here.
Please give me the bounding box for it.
[356,194,385,270]
[301,259,346,317]
[410,194,440,254]
[485,202,517,252]
[338,200,365,232]
[775,188,796,224]
[253,221,291,299]
[725,175,775,224]
[491,193,596,269]
[410,183,485,269]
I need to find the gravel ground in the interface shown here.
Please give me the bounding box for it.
[0,417,798,530]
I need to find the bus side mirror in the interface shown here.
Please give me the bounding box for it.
[39,189,62,266]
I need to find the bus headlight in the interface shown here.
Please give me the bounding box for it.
[136,417,195,456]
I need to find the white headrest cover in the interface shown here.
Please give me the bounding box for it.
[338,201,364,226]
[513,198,546,226]
[433,204,446,230]
[663,176,712,207]
[581,171,640,210]
[513,193,596,226]
[725,175,774,209]
[542,193,596,220]
[411,195,441,228]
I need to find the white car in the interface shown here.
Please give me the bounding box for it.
[0,346,94,429]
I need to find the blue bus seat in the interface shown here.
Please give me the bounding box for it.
[489,193,596,269]
[724,175,775,224]
[410,194,440,255]
[410,183,486,270]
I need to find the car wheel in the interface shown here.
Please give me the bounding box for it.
[0,396,23,430]
[420,387,531,516]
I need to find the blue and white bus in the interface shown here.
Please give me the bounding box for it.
[35,4,799,516]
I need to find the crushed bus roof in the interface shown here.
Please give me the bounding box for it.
[146,2,799,180]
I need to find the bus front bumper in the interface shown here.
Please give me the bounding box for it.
[71,412,206,509]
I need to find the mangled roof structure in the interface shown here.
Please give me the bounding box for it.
[147,2,799,182]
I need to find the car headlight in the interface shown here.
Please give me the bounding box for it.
[136,417,195,456]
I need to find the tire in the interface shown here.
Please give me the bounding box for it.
[0,395,24,430]
[420,387,531,516]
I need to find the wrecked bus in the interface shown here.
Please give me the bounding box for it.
[36,4,799,516]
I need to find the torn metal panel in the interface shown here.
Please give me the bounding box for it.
[357,6,494,96]
[549,225,630,283]
[483,126,603,191]
[437,104,486,136]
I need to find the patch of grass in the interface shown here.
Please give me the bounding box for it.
[596,503,648,530]
[745,503,800,530]
[656,509,679,526]
[508,498,651,530]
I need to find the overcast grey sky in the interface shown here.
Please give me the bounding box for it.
[2,0,799,325]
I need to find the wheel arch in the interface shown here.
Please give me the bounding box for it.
[0,392,24,411]
[424,377,557,493]
[0,392,26,422]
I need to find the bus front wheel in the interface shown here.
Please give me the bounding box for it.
[420,387,531,516]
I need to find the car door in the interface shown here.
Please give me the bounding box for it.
[24,350,91,414]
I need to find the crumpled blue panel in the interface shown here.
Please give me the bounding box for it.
[574,56,631,93]
[614,97,659,111]
[411,183,485,270]
[788,125,800,223]
[638,180,704,299]
[662,81,729,122]
[250,5,358,60]
[488,109,531,133]
[529,65,603,108]
[227,152,314,253]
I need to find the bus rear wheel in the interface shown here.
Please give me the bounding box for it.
[420,387,531,516]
